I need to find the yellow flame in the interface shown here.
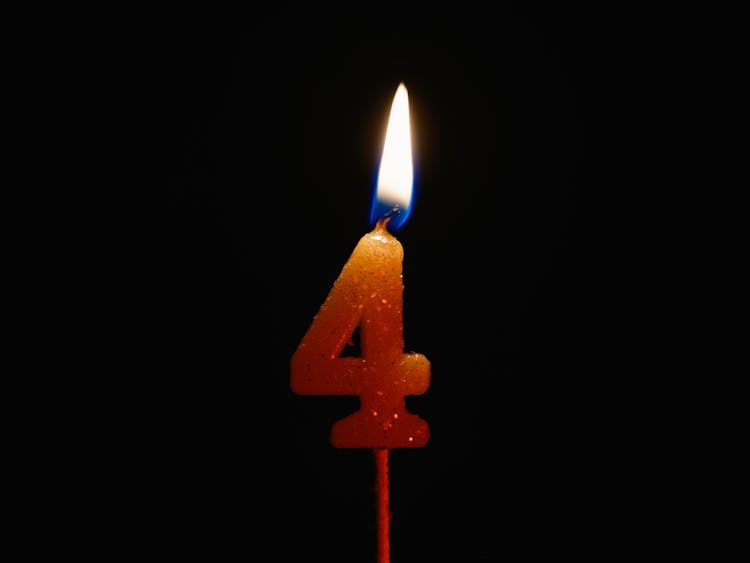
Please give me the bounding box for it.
[376,83,413,209]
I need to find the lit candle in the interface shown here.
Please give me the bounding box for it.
[291,82,429,562]
[291,82,429,448]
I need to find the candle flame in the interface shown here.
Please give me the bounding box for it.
[371,82,413,230]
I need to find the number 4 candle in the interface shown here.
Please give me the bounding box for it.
[291,83,430,562]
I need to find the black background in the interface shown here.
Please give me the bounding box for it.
[97,4,685,561]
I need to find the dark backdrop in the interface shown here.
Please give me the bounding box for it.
[104,4,675,560]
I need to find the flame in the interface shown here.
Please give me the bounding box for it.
[371,83,413,230]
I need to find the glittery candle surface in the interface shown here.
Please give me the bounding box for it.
[291,219,430,448]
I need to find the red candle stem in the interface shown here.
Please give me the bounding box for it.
[375,448,390,563]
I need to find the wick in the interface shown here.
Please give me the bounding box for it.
[376,206,400,230]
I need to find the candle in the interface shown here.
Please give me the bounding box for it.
[291,82,430,449]
[291,83,429,562]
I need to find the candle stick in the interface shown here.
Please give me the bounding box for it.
[291,83,429,562]
[375,448,390,563]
